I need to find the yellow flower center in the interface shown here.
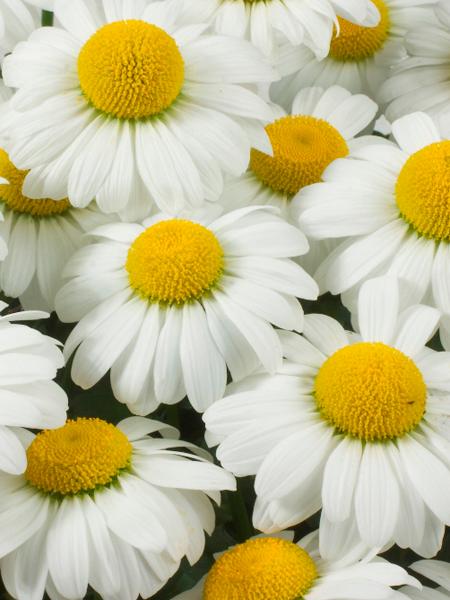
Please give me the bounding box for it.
[0,149,70,217]
[314,343,426,441]
[78,20,184,119]
[250,115,348,196]
[203,537,318,600]
[126,219,224,305]
[396,141,450,241]
[25,418,132,496]
[329,0,390,62]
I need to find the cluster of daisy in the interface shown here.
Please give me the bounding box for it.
[0,0,448,599]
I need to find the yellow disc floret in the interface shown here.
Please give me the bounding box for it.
[78,20,184,119]
[203,537,318,600]
[0,149,70,217]
[25,418,132,496]
[126,219,224,304]
[329,0,390,61]
[315,342,426,441]
[396,141,450,241]
[250,115,348,196]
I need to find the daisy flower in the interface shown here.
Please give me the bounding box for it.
[55,206,318,415]
[171,530,419,600]
[0,303,67,475]
[182,0,380,59]
[297,111,450,349]
[0,149,110,311]
[271,0,436,110]
[220,85,377,219]
[0,0,277,219]
[203,276,450,557]
[219,85,376,275]
[381,0,450,121]
[403,560,450,599]
[0,416,236,600]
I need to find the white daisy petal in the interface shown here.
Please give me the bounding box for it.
[392,112,441,154]
[394,305,440,357]
[324,220,408,294]
[68,118,120,207]
[153,306,185,407]
[398,435,450,523]
[212,290,282,374]
[432,241,450,314]
[54,0,104,40]
[255,422,334,500]
[203,298,259,382]
[110,304,161,412]
[354,443,400,548]
[180,301,227,412]
[357,276,399,344]
[1,217,36,298]
[47,496,89,599]
[71,297,146,389]
[0,489,50,557]
[0,426,27,475]
[322,438,362,523]
[410,560,450,591]
[302,314,348,356]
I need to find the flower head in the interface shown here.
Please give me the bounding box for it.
[272,0,435,109]
[204,276,450,556]
[0,416,235,600]
[297,111,450,350]
[56,206,318,414]
[171,530,419,600]
[1,0,277,218]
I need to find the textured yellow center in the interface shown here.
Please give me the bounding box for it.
[329,0,390,61]
[78,20,184,119]
[250,116,348,196]
[25,419,132,495]
[203,537,318,600]
[396,141,450,241]
[314,343,426,441]
[126,220,224,304]
[0,149,70,217]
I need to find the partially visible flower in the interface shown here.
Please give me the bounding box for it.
[55,206,318,415]
[402,560,450,600]
[1,0,277,219]
[0,416,236,600]
[381,0,450,121]
[297,111,450,352]
[171,530,419,600]
[0,303,67,475]
[204,276,450,557]
[0,149,110,311]
[220,86,377,219]
[272,0,436,110]
[218,85,377,274]
[182,0,380,59]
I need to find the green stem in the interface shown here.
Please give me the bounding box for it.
[227,480,254,542]
[41,10,54,26]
